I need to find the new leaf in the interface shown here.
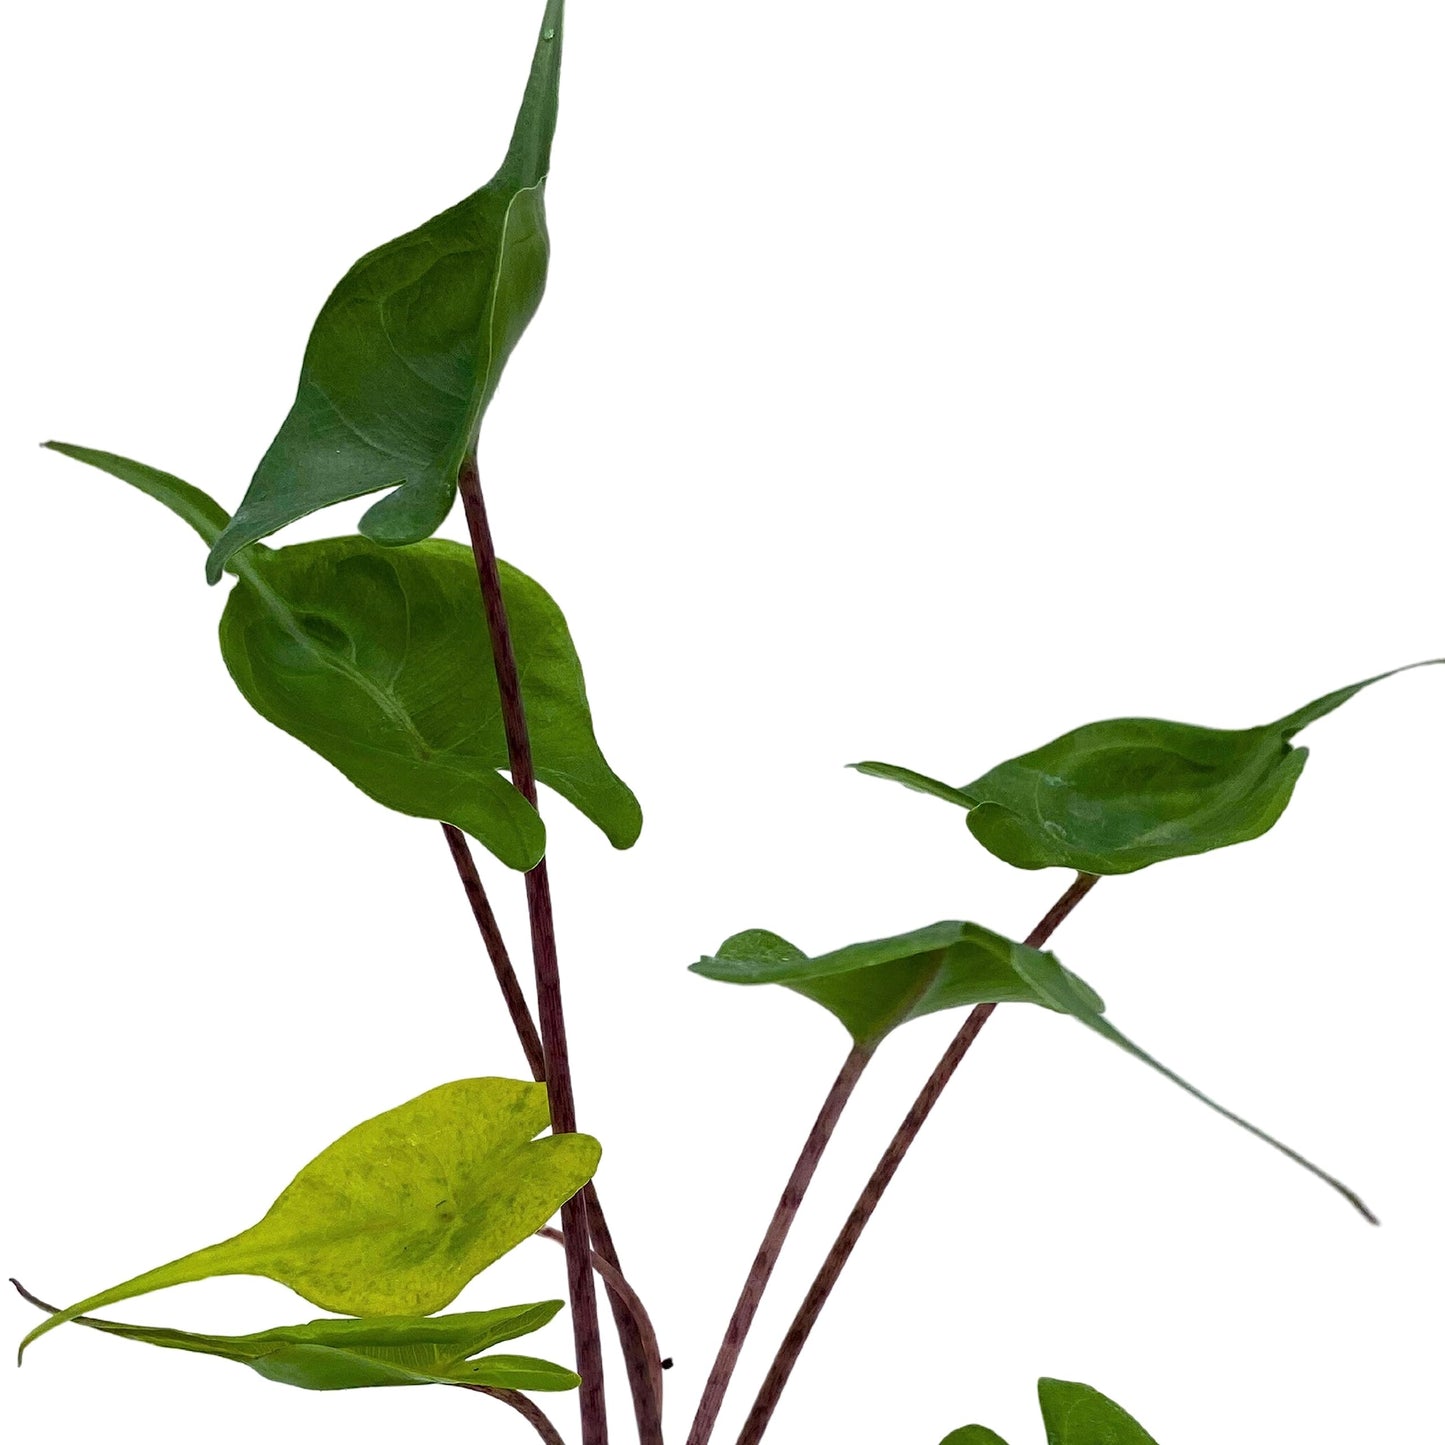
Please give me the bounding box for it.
[206,0,567,579]
[855,662,1441,874]
[695,922,1373,1219]
[19,1079,601,1359]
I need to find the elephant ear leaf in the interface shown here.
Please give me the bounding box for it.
[692,921,1101,1048]
[206,0,566,581]
[695,923,1373,1220]
[18,1078,600,1360]
[12,1283,576,1392]
[940,1429,1011,1444]
[854,660,1441,875]
[1037,1379,1160,1445]
[221,536,641,870]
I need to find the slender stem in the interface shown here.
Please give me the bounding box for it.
[443,823,547,1081]
[540,1225,666,1405]
[442,822,663,1443]
[686,1042,876,1445]
[461,1385,568,1445]
[735,873,1100,1445]
[584,1183,667,1445]
[457,454,608,1445]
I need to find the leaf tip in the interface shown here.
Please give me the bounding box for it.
[203,541,228,586]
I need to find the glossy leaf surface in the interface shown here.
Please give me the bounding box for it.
[854,662,1440,874]
[1037,1378,1160,1444]
[45,444,640,871]
[693,921,1101,1047]
[206,0,566,579]
[695,923,1372,1219]
[15,1288,577,1392]
[221,535,641,870]
[19,1079,600,1359]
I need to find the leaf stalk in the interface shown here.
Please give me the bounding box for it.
[686,1042,876,1445]
[462,1384,569,1445]
[456,452,608,1445]
[734,873,1099,1445]
[443,823,665,1443]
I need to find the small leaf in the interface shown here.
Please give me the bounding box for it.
[44,442,230,549]
[940,1429,1011,1445]
[854,661,1441,874]
[1037,1378,1160,1445]
[695,923,1373,1220]
[13,1284,573,1392]
[206,0,566,580]
[221,535,641,869]
[693,921,1102,1048]
[19,1079,600,1359]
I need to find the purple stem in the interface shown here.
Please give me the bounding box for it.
[457,453,607,1445]
[686,1042,876,1445]
[734,873,1100,1445]
[441,821,664,1443]
[461,1385,568,1445]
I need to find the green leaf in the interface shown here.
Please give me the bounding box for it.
[1037,1378,1160,1444]
[221,535,641,870]
[206,0,566,581]
[692,921,1103,1048]
[44,442,230,549]
[940,1429,1011,1445]
[19,1078,601,1360]
[854,661,1441,874]
[695,922,1373,1220]
[41,443,640,870]
[13,1285,576,1392]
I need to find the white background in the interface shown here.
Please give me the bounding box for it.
[3,3,1442,1443]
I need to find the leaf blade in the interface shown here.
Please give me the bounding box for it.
[1011,950,1376,1222]
[13,1290,570,1392]
[859,662,1441,874]
[219,537,640,867]
[19,1079,600,1359]
[1037,1378,1161,1445]
[692,921,1100,1047]
[205,0,566,580]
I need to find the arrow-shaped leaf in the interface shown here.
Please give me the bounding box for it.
[18,1078,600,1360]
[693,921,1102,1048]
[221,534,641,869]
[854,661,1441,874]
[45,443,642,870]
[206,0,567,580]
[694,922,1373,1220]
[12,1283,577,1392]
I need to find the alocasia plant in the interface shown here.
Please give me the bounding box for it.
[12,3,1440,1444]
